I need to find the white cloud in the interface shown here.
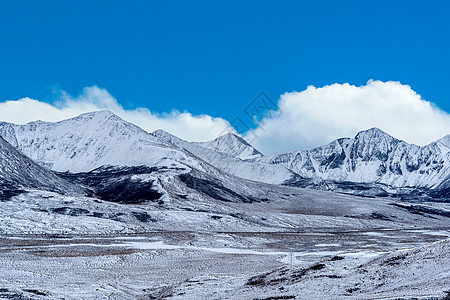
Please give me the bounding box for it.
[0,86,233,142]
[248,80,450,154]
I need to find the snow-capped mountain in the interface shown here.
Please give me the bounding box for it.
[2,111,450,194]
[0,136,82,196]
[0,111,206,173]
[195,133,263,160]
[256,128,450,189]
[0,110,300,204]
[152,129,299,185]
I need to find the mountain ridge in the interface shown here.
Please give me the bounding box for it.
[151,129,300,185]
[256,127,450,189]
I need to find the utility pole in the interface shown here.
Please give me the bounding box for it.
[284,238,296,269]
[289,251,294,269]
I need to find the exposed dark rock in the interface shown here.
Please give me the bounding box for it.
[389,203,450,218]
[23,289,49,296]
[323,150,346,170]
[253,296,296,300]
[59,166,163,204]
[330,256,345,261]
[132,211,156,223]
[51,207,90,216]
[246,263,327,287]
[389,162,403,175]
[0,186,24,202]
[179,173,257,203]
[371,212,391,221]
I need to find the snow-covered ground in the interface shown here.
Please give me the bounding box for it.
[0,186,449,299]
[1,182,449,234]
[0,233,448,299]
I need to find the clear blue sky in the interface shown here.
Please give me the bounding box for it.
[0,0,449,122]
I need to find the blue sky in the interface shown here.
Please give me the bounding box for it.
[1,1,450,153]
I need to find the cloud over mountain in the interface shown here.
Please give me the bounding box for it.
[249,80,450,154]
[0,86,233,142]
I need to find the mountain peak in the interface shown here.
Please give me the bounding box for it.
[72,110,120,121]
[88,109,115,116]
[215,132,252,146]
[197,132,263,160]
[357,127,388,135]
[354,127,396,141]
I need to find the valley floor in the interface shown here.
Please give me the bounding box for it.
[0,229,449,299]
[1,187,449,299]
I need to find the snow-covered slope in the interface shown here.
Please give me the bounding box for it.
[216,238,450,299]
[152,129,299,185]
[0,111,206,173]
[0,136,81,196]
[195,133,263,160]
[257,128,450,188]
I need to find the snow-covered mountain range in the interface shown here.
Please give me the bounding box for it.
[0,110,450,199]
[256,128,450,189]
[0,111,297,186]
[0,111,301,209]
